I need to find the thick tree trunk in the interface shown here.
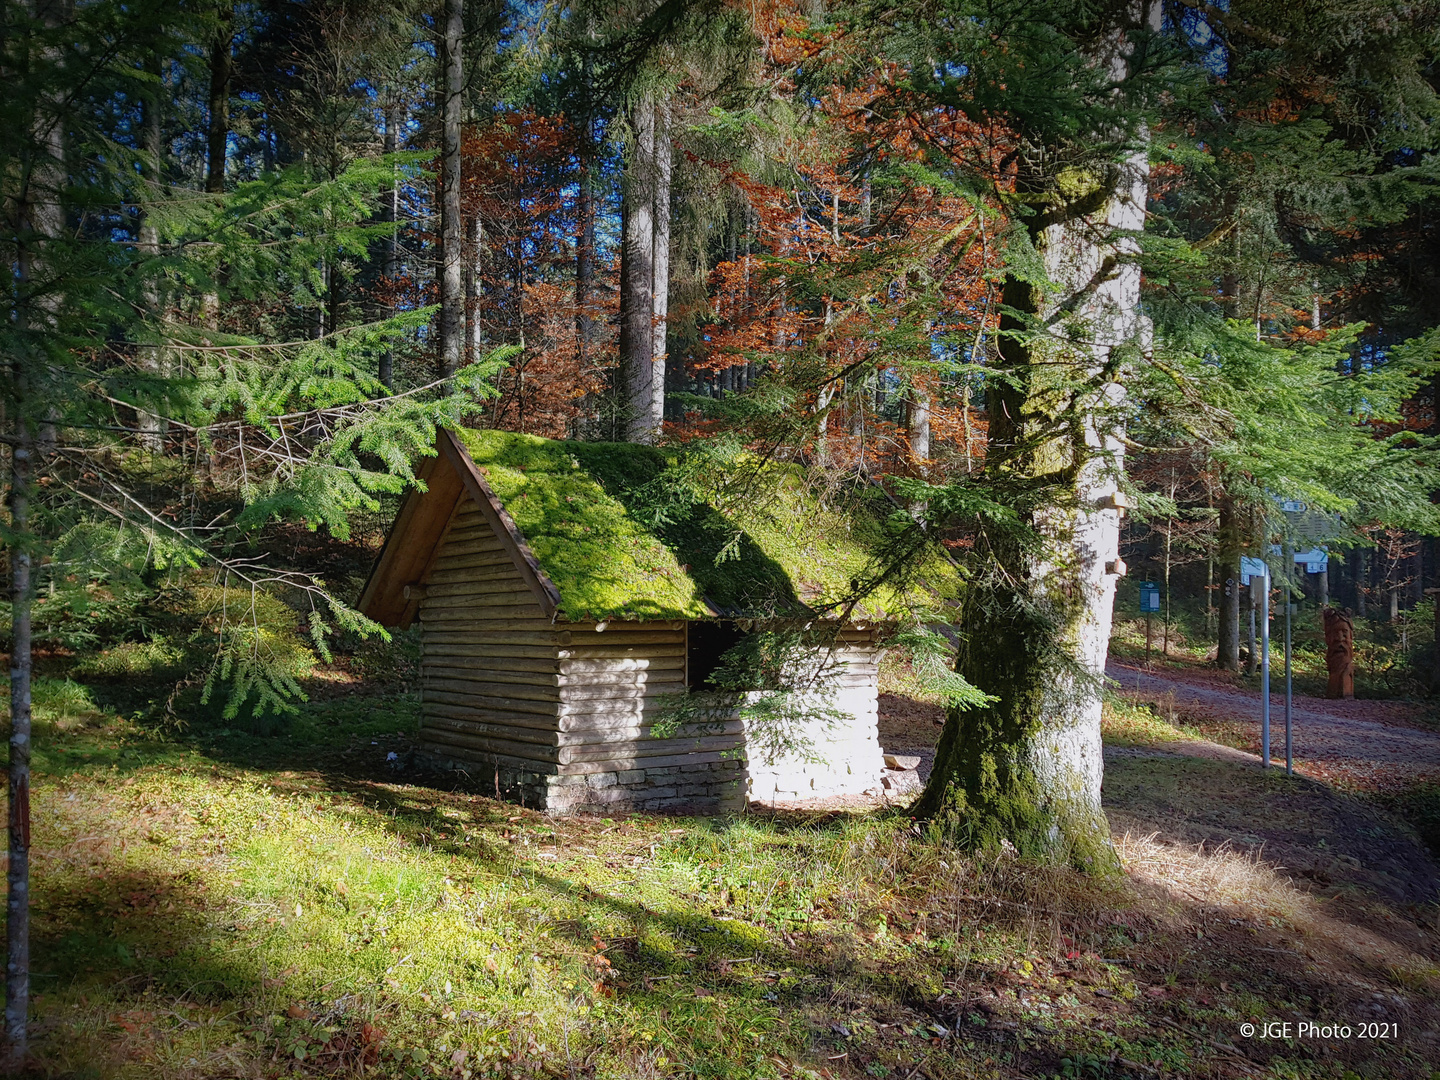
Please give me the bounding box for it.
[438,0,464,382]
[1217,492,1241,670]
[575,101,595,376]
[649,99,672,433]
[467,215,485,365]
[201,4,231,334]
[206,7,231,196]
[7,0,67,1054]
[620,94,657,441]
[914,12,1156,874]
[5,442,32,1071]
[909,385,931,469]
[379,100,400,390]
[137,60,167,452]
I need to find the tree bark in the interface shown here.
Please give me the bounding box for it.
[1217,492,1241,670]
[137,57,167,451]
[7,0,67,1058]
[649,98,672,434]
[438,0,464,382]
[201,3,231,335]
[575,78,596,377]
[620,94,657,441]
[5,441,32,1072]
[913,11,1157,874]
[379,99,401,390]
[909,384,931,470]
[206,6,232,197]
[467,215,484,366]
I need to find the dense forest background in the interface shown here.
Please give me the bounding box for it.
[6,0,1440,1069]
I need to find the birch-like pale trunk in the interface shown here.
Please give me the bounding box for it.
[438,0,464,382]
[648,99,672,436]
[620,94,657,442]
[915,9,1156,873]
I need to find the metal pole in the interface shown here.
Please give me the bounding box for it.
[1261,563,1271,768]
[1285,594,1293,775]
[1283,546,1294,776]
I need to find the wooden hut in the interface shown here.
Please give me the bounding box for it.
[359,429,957,813]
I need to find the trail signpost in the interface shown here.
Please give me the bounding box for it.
[1140,582,1161,665]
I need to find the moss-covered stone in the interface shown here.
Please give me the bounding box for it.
[454,429,960,622]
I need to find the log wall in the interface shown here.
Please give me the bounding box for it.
[415,497,745,813]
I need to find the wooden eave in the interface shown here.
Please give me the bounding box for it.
[358,429,562,628]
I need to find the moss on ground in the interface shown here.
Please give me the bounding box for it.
[20,673,1440,1079]
[455,429,959,622]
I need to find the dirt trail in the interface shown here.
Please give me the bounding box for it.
[1108,660,1440,789]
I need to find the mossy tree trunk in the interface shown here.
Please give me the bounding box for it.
[914,13,1157,874]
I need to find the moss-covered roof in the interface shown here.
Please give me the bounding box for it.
[454,428,961,623]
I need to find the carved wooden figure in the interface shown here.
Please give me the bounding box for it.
[1322,607,1355,700]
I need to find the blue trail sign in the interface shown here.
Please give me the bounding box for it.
[1139,581,1161,613]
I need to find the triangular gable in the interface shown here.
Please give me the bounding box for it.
[358,430,560,628]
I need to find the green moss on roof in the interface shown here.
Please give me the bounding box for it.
[454,428,960,622]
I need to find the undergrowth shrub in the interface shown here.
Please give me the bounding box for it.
[72,575,317,731]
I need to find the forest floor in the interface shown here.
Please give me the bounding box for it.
[8,669,1440,1080]
[1104,659,1440,792]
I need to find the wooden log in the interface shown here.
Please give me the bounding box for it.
[426,576,535,595]
[567,622,685,639]
[559,681,688,702]
[557,645,685,660]
[559,720,744,744]
[557,631,685,646]
[423,589,546,607]
[417,639,555,656]
[423,649,559,670]
[431,549,516,571]
[423,688,559,717]
[554,749,740,775]
[435,536,509,558]
[424,700,562,730]
[421,601,546,619]
[420,663,563,687]
[423,620,559,633]
[554,674,685,691]
[427,564,527,586]
[415,739,561,776]
[563,735,743,762]
[558,656,684,674]
[420,727,565,765]
[422,713,562,746]
[423,677,560,703]
[419,620,552,636]
[421,617,547,632]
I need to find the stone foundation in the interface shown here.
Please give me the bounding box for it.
[415,745,747,814]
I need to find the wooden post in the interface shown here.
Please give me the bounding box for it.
[1322,607,1355,700]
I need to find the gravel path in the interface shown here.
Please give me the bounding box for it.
[1108,660,1440,788]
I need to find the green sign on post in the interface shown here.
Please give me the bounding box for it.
[1139,582,1161,613]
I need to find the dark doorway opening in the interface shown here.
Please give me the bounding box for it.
[687,620,746,690]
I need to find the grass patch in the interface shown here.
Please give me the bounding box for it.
[11,681,1440,1078]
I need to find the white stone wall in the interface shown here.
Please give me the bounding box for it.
[744,640,885,804]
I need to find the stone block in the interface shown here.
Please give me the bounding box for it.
[617,769,647,785]
[881,769,924,795]
[884,754,922,771]
[587,772,618,789]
